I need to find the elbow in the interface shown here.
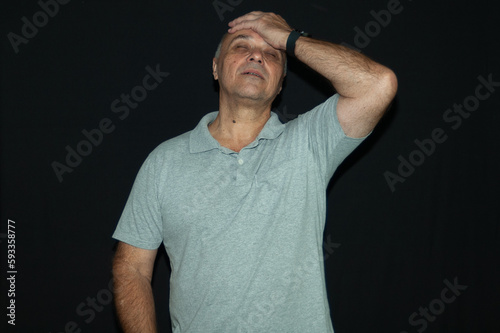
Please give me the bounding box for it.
[379,68,398,102]
[366,68,397,119]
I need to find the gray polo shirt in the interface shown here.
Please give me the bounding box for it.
[112,93,367,333]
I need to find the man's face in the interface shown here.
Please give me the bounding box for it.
[213,29,286,104]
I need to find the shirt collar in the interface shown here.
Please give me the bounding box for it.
[189,111,285,153]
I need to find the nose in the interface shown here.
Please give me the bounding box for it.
[248,50,263,64]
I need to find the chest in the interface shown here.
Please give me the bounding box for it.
[158,143,311,244]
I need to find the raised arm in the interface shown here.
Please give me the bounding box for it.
[112,241,158,333]
[228,11,398,138]
[293,36,397,137]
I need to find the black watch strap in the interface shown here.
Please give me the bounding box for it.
[286,29,310,57]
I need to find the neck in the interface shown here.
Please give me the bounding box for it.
[208,96,272,152]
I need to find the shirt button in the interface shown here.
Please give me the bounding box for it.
[238,158,244,165]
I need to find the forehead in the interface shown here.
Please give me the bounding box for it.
[223,30,269,48]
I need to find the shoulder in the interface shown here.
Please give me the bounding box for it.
[153,131,191,155]
[282,94,341,132]
[145,130,192,167]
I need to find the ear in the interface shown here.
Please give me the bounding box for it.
[212,57,218,80]
[277,75,285,94]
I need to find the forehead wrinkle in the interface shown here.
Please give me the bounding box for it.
[228,34,252,46]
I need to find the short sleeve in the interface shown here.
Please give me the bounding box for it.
[112,153,163,250]
[298,94,370,182]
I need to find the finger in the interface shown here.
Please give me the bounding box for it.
[228,12,261,27]
[228,19,258,33]
[228,11,267,27]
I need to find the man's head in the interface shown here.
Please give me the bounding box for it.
[212,29,287,106]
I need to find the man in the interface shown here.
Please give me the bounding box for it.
[112,11,397,333]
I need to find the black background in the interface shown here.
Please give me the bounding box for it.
[1,0,499,332]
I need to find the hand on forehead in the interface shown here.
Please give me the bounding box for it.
[227,11,292,51]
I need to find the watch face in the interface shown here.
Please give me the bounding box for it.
[295,29,311,37]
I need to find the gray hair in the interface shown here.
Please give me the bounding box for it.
[214,32,229,59]
[214,40,223,59]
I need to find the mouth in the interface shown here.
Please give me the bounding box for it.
[241,70,264,79]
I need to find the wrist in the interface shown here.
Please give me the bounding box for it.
[286,29,310,57]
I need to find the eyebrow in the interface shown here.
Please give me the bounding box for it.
[227,34,283,58]
[228,34,252,45]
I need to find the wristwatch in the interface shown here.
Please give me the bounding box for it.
[286,29,311,57]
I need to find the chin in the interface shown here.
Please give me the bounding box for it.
[237,91,269,102]
[234,87,267,100]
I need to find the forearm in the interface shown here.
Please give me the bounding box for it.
[113,267,157,333]
[226,11,397,136]
[293,36,395,99]
[227,11,395,101]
